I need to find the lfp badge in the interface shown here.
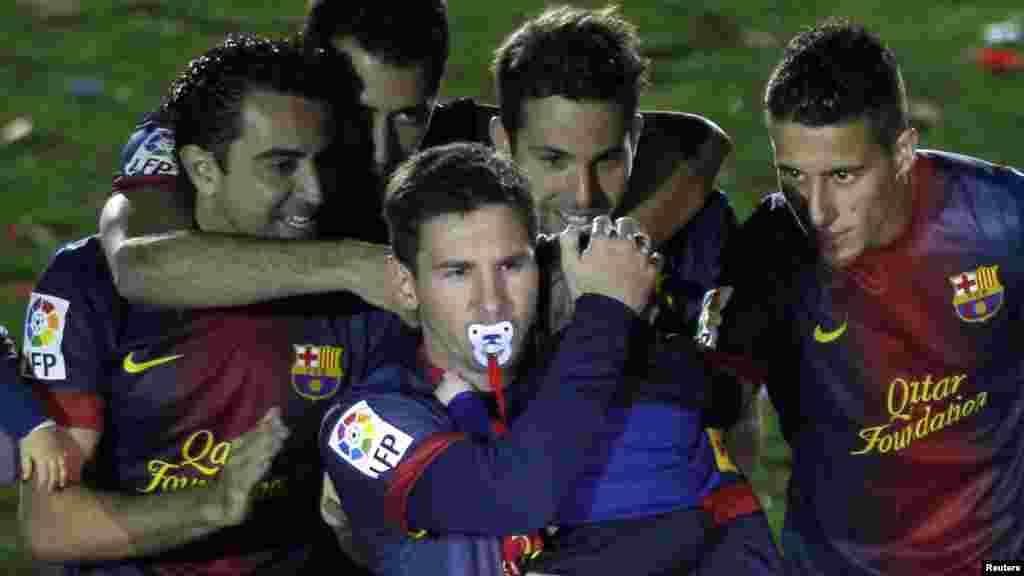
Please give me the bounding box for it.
[292,344,343,400]
[949,265,1004,323]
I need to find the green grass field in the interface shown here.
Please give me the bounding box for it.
[2,0,1023,571]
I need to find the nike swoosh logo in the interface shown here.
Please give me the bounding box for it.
[123,352,183,374]
[814,321,848,343]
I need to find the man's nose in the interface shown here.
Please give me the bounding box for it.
[372,114,402,176]
[806,179,838,230]
[296,160,324,207]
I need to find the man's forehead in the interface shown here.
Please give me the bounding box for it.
[419,207,532,261]
[331,36,431,111]
[519,96,628,155]
[238,90,327,146]
[772,119,878,169]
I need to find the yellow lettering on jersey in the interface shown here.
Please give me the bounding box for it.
[139,429,287,499]
[850,373,983,456]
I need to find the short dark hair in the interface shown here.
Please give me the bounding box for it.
[384,142,536,274]
[303,0,449,96]
[492,4,649,140]
[764,18,909,150]
[162,33,367,206]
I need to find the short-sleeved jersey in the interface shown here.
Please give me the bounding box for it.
[71,300,409,574]
[22,236,121,431]
[720,150,1024,575]
[2,323,46,441]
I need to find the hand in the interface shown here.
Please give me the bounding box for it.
[205,407,290,528]
[19,425,83,492]
[320,473,348,528]
[433,371,474,406]
[558,216,662,314]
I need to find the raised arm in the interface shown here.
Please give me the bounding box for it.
[620,112,732,247]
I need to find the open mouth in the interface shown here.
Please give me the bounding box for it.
[283,215,315,231]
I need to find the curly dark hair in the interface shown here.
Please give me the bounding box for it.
[764,18,909,150]
[492,4,649,144]
[384,142,536,274]
[303,0,449,96]
[163,33,356,171]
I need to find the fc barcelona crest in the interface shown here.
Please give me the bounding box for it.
[948,265,1004,323]
[292,344,344,400]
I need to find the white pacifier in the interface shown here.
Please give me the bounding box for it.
[468,321,515,368]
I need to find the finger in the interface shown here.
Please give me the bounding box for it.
[558,225,582,259]
[614,216,642,239]
[48,459,58,492]
[591,215,615,238]
[261,406,281,425]
[649,251,665,270]
[20,454,32,482]
[58,453,68,489]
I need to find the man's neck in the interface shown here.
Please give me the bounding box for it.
[422,337,509,393]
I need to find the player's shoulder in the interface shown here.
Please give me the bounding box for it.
[36,235,112,294]
[924,149,1024,187]
[922,149,1024,244]
[320,366,451,497]
[422,97,494,148]
[639,110,726,157]
[737,193,809,249]
[321,365,448,448]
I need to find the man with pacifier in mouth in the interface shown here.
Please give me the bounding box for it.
[319,142,662,576]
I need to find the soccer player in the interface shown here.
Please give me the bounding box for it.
[18,34,384,573]
[0,325,79,491]
[98,0,728,313]
[321,141,666,576]
[486,7,778,574]
[707,18,1024,575]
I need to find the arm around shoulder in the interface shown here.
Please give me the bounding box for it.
[98,191,398,309]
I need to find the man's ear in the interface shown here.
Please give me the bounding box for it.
[180,145,221,200]
[893,127,918,181]
[489,116,512,154]
[388,254,419,312]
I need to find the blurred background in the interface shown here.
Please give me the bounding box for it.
[2,0,1023,571]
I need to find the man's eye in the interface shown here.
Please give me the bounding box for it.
[540,155,566,169]
[273,159,299,175]
[501,260,525,272]
[833,171,855,184]
[442,268,466,279]
[394,111,428,127]
[778,167,801,181]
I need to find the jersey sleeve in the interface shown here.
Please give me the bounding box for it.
[319,379,461,570]
[22,238,117,431]
[394,294,641,536]
[0,325,46,439]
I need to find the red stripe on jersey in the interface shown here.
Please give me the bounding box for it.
[384,432,465,532]
[33,386,105,431]
[701,481,763,526]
